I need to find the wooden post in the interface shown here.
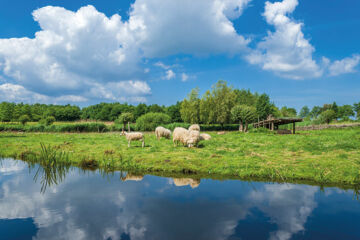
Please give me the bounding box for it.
[293,122,295,134]
[271,122,274,131]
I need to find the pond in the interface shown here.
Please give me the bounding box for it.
[0,158,360,240]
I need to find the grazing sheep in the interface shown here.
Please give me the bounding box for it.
[173,127,189,147]
[200,133,211,141]
[186,130,201,147]
[123,132,145,148]
[188,124,200,131]
[173,127,201,148]
[155,126,171,140]
[173,178,200,188]
[217,131,226,135]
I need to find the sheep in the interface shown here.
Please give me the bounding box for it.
[173,127,188,147]
[200,133,211,141]
[186,130,201,148]
[173,178,200,188]
[123,132,145,148]
[155,126,171,140]
[173,127,200,148]
[188,124,200,131]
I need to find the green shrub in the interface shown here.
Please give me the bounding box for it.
[319,110,336,124]
[19,115,30,125]
[248,127,272,134]
[40,116,56,126]
[136,113,171,131]
[163,122,190,130]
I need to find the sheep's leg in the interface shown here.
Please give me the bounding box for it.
[128,140,130,148]
[142,140,145,148]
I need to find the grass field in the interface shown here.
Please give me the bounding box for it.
[1,127,360,187]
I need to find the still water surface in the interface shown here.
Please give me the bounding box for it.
[0,158,360,240]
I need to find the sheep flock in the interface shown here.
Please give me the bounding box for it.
[122,124,211,148]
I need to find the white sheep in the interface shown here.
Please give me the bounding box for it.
[173,127,188,147]
[155,126,171,140]
[173,127,200,148]
[188,124,200,131]
[186,130,201,147]
[123,132,145,148]
[200,133,211,141]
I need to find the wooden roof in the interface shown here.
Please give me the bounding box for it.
[253,118,303,128]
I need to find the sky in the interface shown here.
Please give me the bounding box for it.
[0,0,359,110]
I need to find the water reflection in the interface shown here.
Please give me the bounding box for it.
[0,158,360,240]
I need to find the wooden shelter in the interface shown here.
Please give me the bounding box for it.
[252,116,303,134]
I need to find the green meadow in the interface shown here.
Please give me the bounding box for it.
[1,127,360,187]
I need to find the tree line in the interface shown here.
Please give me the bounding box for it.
[1,80,359,127]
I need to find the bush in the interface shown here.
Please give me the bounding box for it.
[248,127,272,134]
[40,116,56,126]
[136,113,171,131]
[19,115,30,125]
[319,110,336,124]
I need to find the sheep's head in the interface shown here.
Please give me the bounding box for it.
[186,138,196,148]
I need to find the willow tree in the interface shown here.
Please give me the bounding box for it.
[117,112,134,133]
[231,105,257,132]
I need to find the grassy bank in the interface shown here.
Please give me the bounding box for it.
[1,127,360,186]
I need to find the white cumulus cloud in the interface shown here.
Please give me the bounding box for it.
[164,70,176,80]
[247,0,322,79]
[181,73,189,82]
[328,54,360,76]
[0,5,146,103]
[129,0,251,58]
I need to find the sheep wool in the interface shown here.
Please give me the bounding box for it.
[188,124,200,131]
[124,132,145,148]
[173,127,189,146]
[155,126,171,140]
[200,133,211,141]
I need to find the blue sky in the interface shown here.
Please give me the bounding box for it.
[0,0,359,110]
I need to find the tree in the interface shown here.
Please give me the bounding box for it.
[40,116,56,126]
[134,103,147,120]
[353,102,360,119]
[331,102,339,118]
[0,102,14,122]
[231,105,257,132]
[180,88,200,124]
[234,89,257,106]
[299,106,310,118]
[209,80,236,127]
[338,105,354,120]
[310,106,322,119]
[280,107,297,117]
[19,115,30,125]
[148,104,164,113]
[117,112,134,133]
[166,102,182,122]
[319,110,336,124]
[256,94,273,120]
[199,90,214,124]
